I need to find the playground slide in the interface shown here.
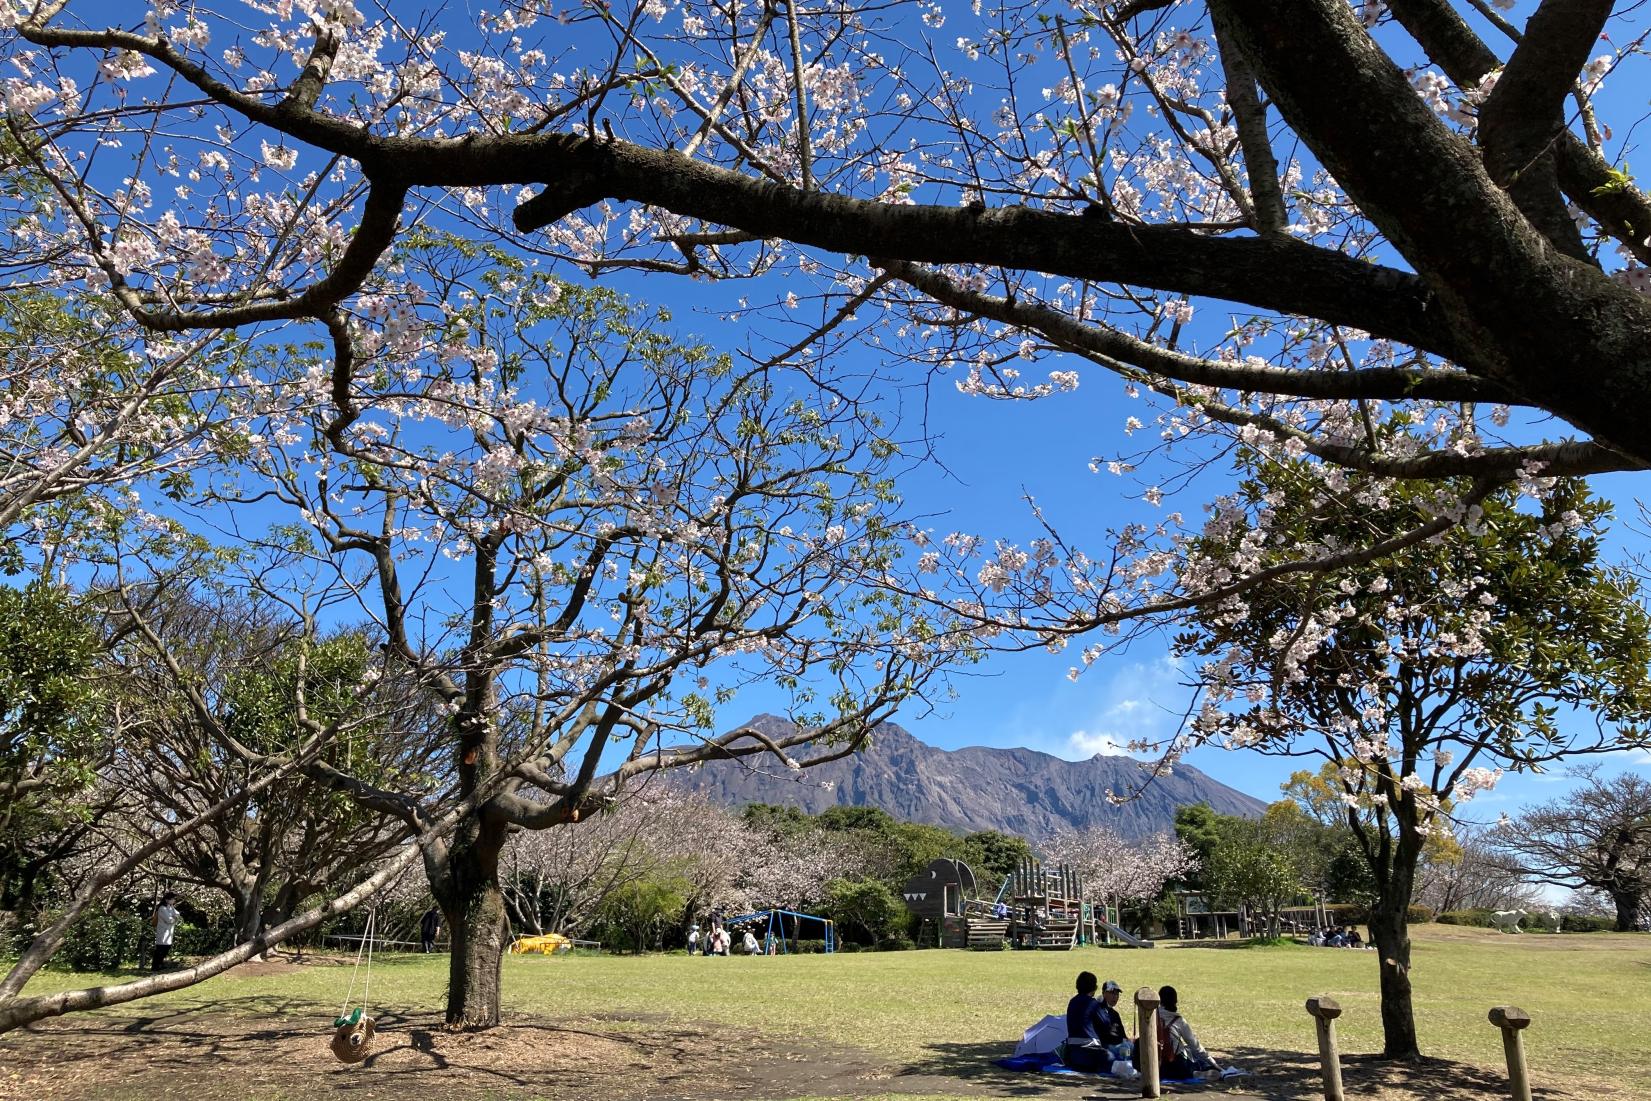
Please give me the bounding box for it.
[1099,920,1154,948]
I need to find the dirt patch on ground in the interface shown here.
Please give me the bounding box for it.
[0,1006,913,1101]
[221,954,348,979]
[1,1009,1632,1101]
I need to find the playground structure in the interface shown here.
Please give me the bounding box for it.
[902,855,1153,949]
[722,908,836,953]
[1173,891,1329,940]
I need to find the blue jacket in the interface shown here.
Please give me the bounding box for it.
[1067,993,1127,1045]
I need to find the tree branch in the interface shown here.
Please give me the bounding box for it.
[1478,1,1613,167]
[1477,0,1611,261]
[1211,0,1651,463]
[883,259,1512,403]
[1210,5,1288,235]
[496,136,1452,356]
[1385,0,1651,264]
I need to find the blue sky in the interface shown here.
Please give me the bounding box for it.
[872,367,1651,818]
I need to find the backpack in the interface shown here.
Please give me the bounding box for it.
[1155,1012,1180,1068]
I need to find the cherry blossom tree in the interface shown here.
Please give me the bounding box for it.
[499,789,750,936]
[1045,825,1197,905]
[59,248,952,1030]
[1490,767,1651,931]
[736,820,871,910]
[1174,466,1651,1058]
[6,0,1651,1040]
[1411,825,1539,916]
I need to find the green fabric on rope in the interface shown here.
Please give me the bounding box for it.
[335,909,377,1029]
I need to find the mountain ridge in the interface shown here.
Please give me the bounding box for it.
[673,715,1266,839]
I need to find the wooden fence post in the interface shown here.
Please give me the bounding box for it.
[1304,996,1345,1101]
[1134,987,1161,1099]
[1488,1006,1533,1101]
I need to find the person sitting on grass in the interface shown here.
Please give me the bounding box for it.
[1138,985,1220,1080]
[1064,971,1134,1074]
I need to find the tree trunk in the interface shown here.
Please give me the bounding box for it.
[263,882,303,931]
[1367,890,1422,1060]
[10,862,39,917]
[1610,889,1644,933]
[232,888,262,947]
[440,820,510,1030]
[261,883,306,958]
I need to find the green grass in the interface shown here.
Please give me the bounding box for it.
[12,924,1651,1096]
[517,929,1651,1076]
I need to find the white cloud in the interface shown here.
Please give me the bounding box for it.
[1068,730,1134,757]
[1060,656,1187,761]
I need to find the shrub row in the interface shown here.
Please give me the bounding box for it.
[1435,908,1615,933]
[51,913,235,971]
[1560,914,1616,933]
[60,910,148,971]
[1320,903,1436,925]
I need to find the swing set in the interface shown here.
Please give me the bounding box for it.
[723,908,836,953]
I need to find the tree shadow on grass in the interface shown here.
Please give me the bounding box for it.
[895,1040,1575,1101]
[10,1003,890,1101]
[895,1040,1107,1096]
[1217,1045,1553,1101]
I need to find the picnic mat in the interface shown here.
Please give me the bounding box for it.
[994,1051,1249,1085]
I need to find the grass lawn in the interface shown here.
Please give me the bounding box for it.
[4,923,1647,1100]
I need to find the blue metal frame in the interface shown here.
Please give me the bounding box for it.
[723,908,835,953]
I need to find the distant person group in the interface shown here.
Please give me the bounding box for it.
[688,920,782,956]
[688,920,768,956]
[1307,925,1365,948]
[1065,971,1221,1080]
[688,921,727,955]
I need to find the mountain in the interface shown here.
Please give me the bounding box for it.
[672,715,1266,839]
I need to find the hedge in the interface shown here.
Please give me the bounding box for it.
[1437,909,1614,933]
[1320,903,1434,925]
[60,909,146,971]
[1561,913,1616,933]
[172,920,234,956]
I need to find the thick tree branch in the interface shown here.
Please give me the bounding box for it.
[0,740,327,1000]
[1480,1,1612,175]
[1213,0,1651,464]
[1477,0,1611,261]
[495,137,1451,355]
[1209,6,1287,235]
[883,260,1510,403]
[0,833,430,1033]
[1386,0,1651,264]
[281,27,340,112]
